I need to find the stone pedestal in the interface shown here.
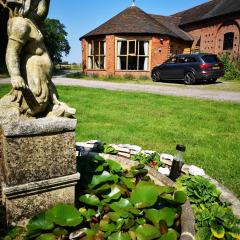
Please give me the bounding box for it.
[0,118,80,226]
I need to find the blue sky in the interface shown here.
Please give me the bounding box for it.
[48,0,207,63]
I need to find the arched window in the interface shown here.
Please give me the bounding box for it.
[223,32,234,50]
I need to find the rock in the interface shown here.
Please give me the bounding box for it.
[110,144,131,153]
[87,140,102,145]
[141,150,156,155]
[189,165,205,176]
[160,153,174,162]
[158,167,170,176]
[69,230,86,239]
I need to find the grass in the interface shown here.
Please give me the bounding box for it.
[0,84,239,197]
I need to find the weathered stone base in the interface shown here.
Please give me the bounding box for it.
[2,173,80,226]
[0,118,79,227]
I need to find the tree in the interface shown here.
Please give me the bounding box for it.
[41,18,70,65]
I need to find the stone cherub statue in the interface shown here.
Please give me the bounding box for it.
[0,0,76,124]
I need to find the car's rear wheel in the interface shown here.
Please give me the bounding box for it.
[184,72,196,85]
[151,69,161,82]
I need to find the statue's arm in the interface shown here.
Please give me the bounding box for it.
[6,18,30,89]
[37,0,50,21]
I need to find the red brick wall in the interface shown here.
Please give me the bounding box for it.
[106,35,115,76]
[81,39,87,74]
[151,36,169,68]
[183,17,240,57]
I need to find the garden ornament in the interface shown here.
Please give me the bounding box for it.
[0,0,76,124]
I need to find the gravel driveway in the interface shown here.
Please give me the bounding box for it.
[1,77,240,103]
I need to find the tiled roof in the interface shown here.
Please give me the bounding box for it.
[172,0,240,26]
[80,6,193,41]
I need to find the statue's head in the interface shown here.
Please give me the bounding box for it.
[6,0,50,22]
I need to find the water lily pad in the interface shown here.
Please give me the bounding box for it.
[130,181,160,208]
[160,229,179,240]
[110,198,133,212]
[106,160,123,173]
[108,232,131,240]
[46,204,83,227]
[36,233,57,240]
[88,171,114,189]
[174,191,187,204]
[145,208,177,227]
[120,177,135,190]
[27,212,54,235]
[136,224,161,240]
[52,228,68,236]
[79,194,100,206]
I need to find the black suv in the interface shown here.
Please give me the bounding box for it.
[151,53,224,84]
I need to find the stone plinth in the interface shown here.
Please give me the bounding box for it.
[0,118,80,226]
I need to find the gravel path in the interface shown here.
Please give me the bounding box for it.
[1,77,240,103]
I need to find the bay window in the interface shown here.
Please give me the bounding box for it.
[88,40,106,70]
[117,39,149,71]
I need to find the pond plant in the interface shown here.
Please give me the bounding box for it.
[3,155,187,240]
[176,176,240,240]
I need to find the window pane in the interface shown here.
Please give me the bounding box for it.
[94,41,99,55]
[88,43,92,55]
[88,57,93,69]
[129,41,136,55]
[223,32,234,50]
[139,57,148,70]
[139,41,149,55]
[117,56,127,70]
[128,56,138,70]
[100,56,105,69]
[100,41,105,55]
[94,56,100,69]
[119,41,127,55]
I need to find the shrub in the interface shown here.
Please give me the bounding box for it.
[219,54,240,81]
[124,74,135,80]
[138,75,150,81]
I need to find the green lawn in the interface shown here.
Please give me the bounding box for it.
[0,85,239,197]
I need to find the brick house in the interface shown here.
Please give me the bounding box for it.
[80,0,240,77]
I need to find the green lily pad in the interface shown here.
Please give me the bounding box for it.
[108,232,131,240]
[36,233,57,240]
[88,171,114,189]
[120,177,136,190]
[174,191,187,204]
[108,212,122,222]
[46,204,83,227]
[136,224,161,240]
[107,160,123,173]
[80,208,96,221]
[110,198,134,212]
[145,208,177,227]
[27,212,54,236]
[160,229,179,240]
[130,181,160,208]
[4,227,26,239]
[52,228,68,237]
[79,194,100,206]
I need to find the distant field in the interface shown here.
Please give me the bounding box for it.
[0,84,239,197]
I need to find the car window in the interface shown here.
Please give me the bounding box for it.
[165,57,177,64]
[202,55,220,63]
[185,57,197,63]
[176,57,186,63]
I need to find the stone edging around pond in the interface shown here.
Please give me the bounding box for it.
[85,152,195,240]
[76,141,240,220]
